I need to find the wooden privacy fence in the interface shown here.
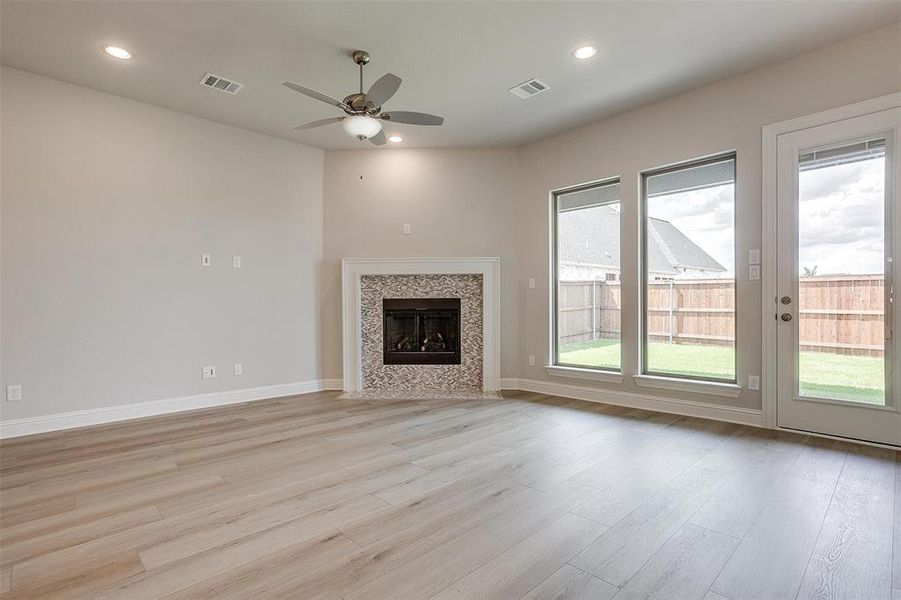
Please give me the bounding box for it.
[797,275,884,356]
[558,275,885,357]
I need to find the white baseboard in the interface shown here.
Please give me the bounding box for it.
[0,378,344,439]
[500,377,764,428]
[2,376,763,439]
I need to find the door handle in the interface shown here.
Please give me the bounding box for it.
[888,280,893,340]
[780,296,792,305]
[781,313,792,322]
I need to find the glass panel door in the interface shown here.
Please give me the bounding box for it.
[775,107,900,446]
[797,138,886,405]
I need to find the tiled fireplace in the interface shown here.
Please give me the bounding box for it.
[361,274,481,391]
[341,258,500,395]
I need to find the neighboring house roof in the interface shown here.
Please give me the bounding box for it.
[647,217,726,273]
[558,205,725,275]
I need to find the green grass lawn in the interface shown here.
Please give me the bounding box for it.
[558,339,885,405]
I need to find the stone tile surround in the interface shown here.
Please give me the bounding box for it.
[360,274,483,391]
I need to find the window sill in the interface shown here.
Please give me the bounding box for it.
[632,374,742,398]
[546,365,624,384]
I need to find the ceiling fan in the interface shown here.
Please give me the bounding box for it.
[283,50,445,145]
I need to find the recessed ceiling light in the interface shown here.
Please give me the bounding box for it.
[103,46,132,60]
[388,135,403,143]
[573,46,597,60]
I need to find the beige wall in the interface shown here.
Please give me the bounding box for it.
[320,23,900,410]
[3,22,898,423]
[321,149,521,379]
[1,67,325,420]
[517,22,901,410]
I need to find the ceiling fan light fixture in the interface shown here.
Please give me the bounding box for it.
[343,115,383,140]
[284,51,444,143]
[573,45,598,60]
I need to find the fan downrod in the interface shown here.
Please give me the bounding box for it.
[346,50,379,113]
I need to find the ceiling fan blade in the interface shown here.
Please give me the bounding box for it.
[381,111,444,126]
[366,73,402,107]
[369,130,387,146]
[294,117,345,131]
[282,82,348,110]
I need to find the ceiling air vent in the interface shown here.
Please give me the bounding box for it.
[200,73,245,95]
[508,78,550,99]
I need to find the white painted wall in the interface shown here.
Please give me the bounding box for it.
[318,23,901,412]
[517,22,901,411]
[1,67,325,421]
[321,149,521,381]
[2,22,899,427]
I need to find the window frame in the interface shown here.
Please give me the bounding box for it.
[639,152,739,384]
[550,176,623,374]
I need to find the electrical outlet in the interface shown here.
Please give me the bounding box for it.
[234,363,243,376]
[528,355,536,367]
[6,385,22,402]
[232,256,242,268]
[528,278,536,289]
[748,375,760,391]
[201,254,211,267]
[201,366,216,379]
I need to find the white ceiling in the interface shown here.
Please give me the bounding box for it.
[2,1,899,149]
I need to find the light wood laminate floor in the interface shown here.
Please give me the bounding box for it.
[0,390,899,599]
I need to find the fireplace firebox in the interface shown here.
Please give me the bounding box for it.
[383,298,461,365]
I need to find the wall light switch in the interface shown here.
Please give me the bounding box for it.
[749,265,760,280]
[6,385,22,402]
[201,254,211,267]
[233,256,242,268]
[202,366,216,379]
[233,363,243,376]
[749,249,761,265]
[528,355,536,367]
[403,223,412,235]
[748,374,760,391]
[528,278,536,289]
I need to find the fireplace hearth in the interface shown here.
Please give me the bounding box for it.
[383,298,461,365]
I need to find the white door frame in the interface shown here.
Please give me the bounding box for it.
[761,92,901,429]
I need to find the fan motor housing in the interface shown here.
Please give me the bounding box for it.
[343,93,380,114]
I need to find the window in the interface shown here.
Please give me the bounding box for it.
[641,154,736,382]
[553,179,622,372]
[797,138,886,404]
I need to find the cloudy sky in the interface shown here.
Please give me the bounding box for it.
[648,155,885,278]
[648,184,736,277]
[798,157,884,276]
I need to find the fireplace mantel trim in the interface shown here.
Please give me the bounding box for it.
[341,257,500,393]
